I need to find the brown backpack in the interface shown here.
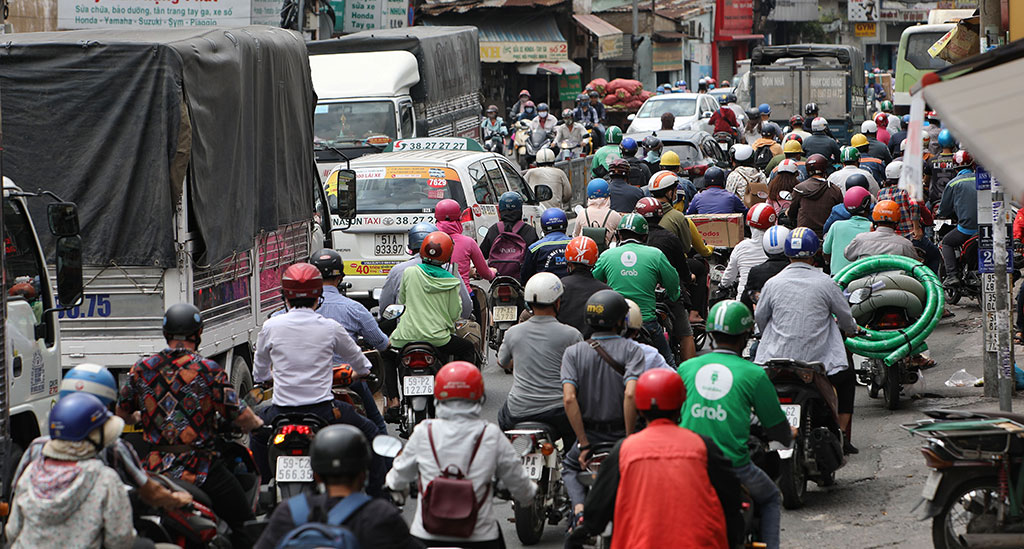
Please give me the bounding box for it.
[419,423,488,538]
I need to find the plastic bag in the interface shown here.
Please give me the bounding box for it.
[945,368,981,388]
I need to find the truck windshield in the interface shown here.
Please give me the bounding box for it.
[636,98,697,119]
[4,198,47,316]
[314,101,397,147]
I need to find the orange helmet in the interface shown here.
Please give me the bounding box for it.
[872,200,901,224]
[282,263,324,301]
[332,364,356,387]
[434,361,484,402]
[420,231,454,265]
[565,236,599,267]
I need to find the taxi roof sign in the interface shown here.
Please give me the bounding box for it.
[384,137,484,153]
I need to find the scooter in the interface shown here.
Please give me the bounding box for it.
[574,441,618,548]
[521,127,553,169]
[501,422,568,545]
[939,233,981,305]
[514,120,531,168]
[487,276,524,352]
[713,130,735,151]
[556,139,583,161]
[744,421,782,548]
[483,130,504,155]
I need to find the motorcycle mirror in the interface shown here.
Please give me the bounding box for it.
[373,435,405,458]
[849,287,872,304]
[627,114,636,121]
[779,190,793,201]
[478,225,489,238]
[382,304,406,321]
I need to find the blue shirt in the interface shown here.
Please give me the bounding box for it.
[686,186,747,215]
[521,231,571,281]
[318,284,390,353]
[938,169,979,235]
[823,203,852,234]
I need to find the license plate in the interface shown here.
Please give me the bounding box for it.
[522,453,543,480]
[922,470,942,500]
[493,305,518,323]
[782,404,801,429]
[374,233,404,256]
[403,375,434,396]
[276,456,313,483]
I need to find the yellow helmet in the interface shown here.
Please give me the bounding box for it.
[851,133,869,148]
[660,150,680,167]
[783,140,803,154]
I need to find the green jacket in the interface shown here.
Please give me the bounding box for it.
[658,203,693,253]
[592,145,621,175]
[391,264,463,348]
[593,242,681,322]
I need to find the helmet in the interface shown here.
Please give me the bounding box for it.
[874,112,888,126]
[704,166,726,187]
[562,108,574,120]
[777,158,799,174]
[707,299,755,335]
[309,424,372,479]
[49,392,112,442]
[519,89,531,98]
[850,134,869,149]
[937,129,955,148]
[310,248,344,279]
[434,361,484,402]
[954,149,974,168]
[880,100,893,112]
[565,236,599,267]
[536,148,556,165]
[885,160,903,181]
[758,103,771,115]
[805,154,829,176]
[420,231,454,266]
[498,191,524,213]
[605,126,623,145]
[860,120,877,134]
[761,122,779,138]
[873,200,901,224]
[635,196,663,219]
[60,363,117,406]
[746,203,777,230]
[840,146,861,163]
[585,289,629,330]
[648,170,679,193]
[486,104,498,114]
[537,102,549,114]
[540,207,568,232]
[846,173,870,191]
[718,95,729,105]
[902,114,911,125]
[524,272,564,305]
[617,212,649,236]
[927,110,940,121]
[608,158,631,176]
[656,85,666,94]
[434,198,461,222]
[731,143,754,164]
[745,107,761,120]
[810,117,828,132]
[783,139,803,154]
[804,102,819,116]
[726,93,737,103]
[642,135,662,151]
[332,363,356,386]
[634,369,686,412]
[784,227,820,258]
[587,178,610,198]
[676,80,686,88]
[660,150,680,167]
[282,263,324,301]
[844,186,873,216]
[624,298,643,330]
[408,222,437,253]
[762,225,791,255]
[789,115,804,127]
[589,90,600,98]
[524,100,535,110]
[163,303,203,340]
[621,137,639,154]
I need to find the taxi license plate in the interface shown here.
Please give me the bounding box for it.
[374,233,405,256]
[922,470,943,500]
[782,404,801,429]
[493,305,518,323]
[276,456,313,483]
[522,453,543,480]
[403,375,434,396]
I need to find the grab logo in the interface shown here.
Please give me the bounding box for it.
[620,251,637,267]
[694,363,733,401]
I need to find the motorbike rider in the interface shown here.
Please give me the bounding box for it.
[574,94,600,128]
[641,135,663,173]
[607,158,646,214]
[726,143,769,207]
[380,222,472,322]
[788,153,843,239]
[435,198,496,295]
[657,151,698,206]
[386,362,537,548]
[510,89,532,119]
[823,173,873,234]
[879,160,941,274]
[925,110,942,154]
[118,303,264,546]
[845,200,918,262]
[802,117,842,164]
[879,100,900,134]
[497,272,583,447]
[620,137,652,188]
[558,236,612,337]
[255,425,421,549]
[857,121,893,165]
[529,102,557,133]
[522,207,572,280]
[873,112,892,145]
[575,369,743,549]
[573,178,622,249]
[924,129,959,209]
[767,159,800,222]
[687,166,747,215]
[742,106,762,145]
[754,228,860,454]
[822,187,874,274]
[784,115,810,141]
[766,137,807,181]
[742,225,791,310]
[591,125,624,178]
[709,94,740,135]
[888,114,910,157]
[7,393,136,549]
[622,298,672,371]
[647,170,693,250]
[480,105,507,145]
[757,103,774,131]
[481,191,540,280]
[751,123,783,170]
[588,89,607,123]
[938,150,979,288]
[828,146,879,196]
[661,112,676,131]
[525,148,572,210]
[720,203,776,299]
[554,108,587,156]
[516,100,537,122]
[594,214,681,364]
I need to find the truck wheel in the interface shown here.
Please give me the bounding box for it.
[230,354,254,397]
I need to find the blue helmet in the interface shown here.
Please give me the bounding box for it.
[540,208,568,232]
[587,178,610,198]
[408,222,438,254]
[937,129,955,148]
[621,138,638,153]
[656,85,666,94]
[704,167,726,187]
[758,103,771,115]
[784,227,820,258]
[676,80,686,88]
[902,114,911,125]
[49,392,112,442]
[60,363,117,406]
[498,191,523,213]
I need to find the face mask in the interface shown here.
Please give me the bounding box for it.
[539,112,548,118]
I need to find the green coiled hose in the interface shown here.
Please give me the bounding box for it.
[832,254,945,367]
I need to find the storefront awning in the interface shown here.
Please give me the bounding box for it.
[573,14,624,59]
[516,59,582,75]
[428,16,568,63]
[718,33,765,41]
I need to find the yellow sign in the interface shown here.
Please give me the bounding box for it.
[480,41,568,63]
[344,260,399,276]
[598,34,623,60]
[854,22,877,37]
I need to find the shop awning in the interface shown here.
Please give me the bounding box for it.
[516,59,582,75]
[427,16,568,63]
[718,33,765,41]
[573,14,624,60]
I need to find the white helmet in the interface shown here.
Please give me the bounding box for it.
[885,160,903,181]
[860,120,877,134]
[524,272,564,305]
[648,170,680,192]
[810,117,828,132]
[777,158,799,174]
[762,225,791,255]
[731,143,754,163]
[624,298,644,330]
[536,148,556,164]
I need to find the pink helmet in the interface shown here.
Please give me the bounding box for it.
[844,186,873,216]
[434,199,461,222]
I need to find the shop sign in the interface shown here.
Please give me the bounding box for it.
[330,0,410,33]
[718,0,753,35]
[480,42,568,63]
[598,34,624,59]
[652,41,683,72]
[848,0,879,22]
[854,22,877,36]
[558,74,583,101]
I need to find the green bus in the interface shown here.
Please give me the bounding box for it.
[893,24,954,114]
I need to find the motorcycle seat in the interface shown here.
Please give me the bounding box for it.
[511,421,559,442]
[762,358,826,373]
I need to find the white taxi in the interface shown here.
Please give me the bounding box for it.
[324,137,552,302]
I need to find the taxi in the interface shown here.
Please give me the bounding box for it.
[324,137,553,302]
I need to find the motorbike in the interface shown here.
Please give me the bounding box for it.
[937,226,981,305]
[904,409,1024,549]
[575,441,618,548]
[744,421,782,548]
[501,422,568,545]
[652,287,680,360]
[761,358,846,509]
[520,127,553,170]
[487,276,525,353]
[483,130,504,155]
[713,130,736,151]
[513,120,531,168]
[556,138,583,161]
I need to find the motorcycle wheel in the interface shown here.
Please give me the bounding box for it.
[779,448,807,509]
[883,366,902,410]
[931,476,1003,549]
[693,323,707,351]
[939,264,962,305]
[514,484,547,545]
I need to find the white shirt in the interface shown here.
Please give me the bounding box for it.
[253,307,372,407]
[529,115,557,132]
[827,165,879,196]
[721,235,768,295]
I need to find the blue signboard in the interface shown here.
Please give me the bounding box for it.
[976,166,991,190]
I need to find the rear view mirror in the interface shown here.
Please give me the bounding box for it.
[627,114,636,121]
[47,202,79,237]
[701,111,714,119]
[382,304,405,320]
[327,168,358,220]
[533,184,553,203]
[55,235,84,307]
[373,435,405,458]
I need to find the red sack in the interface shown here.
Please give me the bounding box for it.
[587,78,608,95]
[615,89,628,100]
[639,90,654,101]
[608,78,643,96]
[602,94,619,106]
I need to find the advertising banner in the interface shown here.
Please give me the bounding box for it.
[59,0,250,29]
[848,0,879,22]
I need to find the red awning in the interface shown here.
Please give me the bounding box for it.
[718,33,764,41]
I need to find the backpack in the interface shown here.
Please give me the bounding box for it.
[419,423,488,538]
[626,160,646,187]
[276,492,371,549]
[754,145,775,172]
[581,209,613,253]
[488,221,528,279]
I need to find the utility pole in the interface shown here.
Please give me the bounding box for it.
[977,166,1014,410]
[979,0,1002,50]
[631,0,639,79]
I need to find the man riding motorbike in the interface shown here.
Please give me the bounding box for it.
[591,126,624,178]
[726,143,769,207]
[878,160,941,274]
[788,154,843,239]
[529,102,557,132]
[802,117,841,164]
[573,178,622,249]
[522,208,572,280]
[380,222,472,321]
[709,95,740,136]
[607,158,646,214]
[822,186,873,274]
[687,166,747,215]
[510,89,532,119]
[481,191,540,282]
[742,225,791,310]
[828,147,879,196]
[554,108,587,157]
[721,203,775,299]
[525,148,572,210]
[558,236,612,338]
[620,137,652,188]
[924,129,959,209]
[937,150,979,288]
[845,200,918,262]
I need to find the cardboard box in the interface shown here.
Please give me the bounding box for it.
[689,214,744,247]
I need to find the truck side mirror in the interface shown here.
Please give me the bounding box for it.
[47,202,79,237]
[55,235,84,308]
[533,184,553,203]
[701,110,714,119]
[332,169,358,220]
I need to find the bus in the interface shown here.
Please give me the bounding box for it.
[893,24,954,114]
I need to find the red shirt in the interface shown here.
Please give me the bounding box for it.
[709,107,739,134]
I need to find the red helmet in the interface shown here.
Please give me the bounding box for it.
[608,159,630,176]
[434,361,484,402]
[873,112,888,126]
[805,153,829,176]
[282,262,324,301]
[789,115,804,127]
[844,186,873,216]
[634,197,662,219]
[634,369,686,412]
[565,236,599,267]
[953,149,974,168]
[420,231,454,265]
[434,199,461,222]
[519,89,531,98]
[746,203,777,230]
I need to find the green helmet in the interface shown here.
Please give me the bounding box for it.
[840,146,860,163]
[880,100,893,112]
[605,126,623,145]
[706,300,754,335]
[617,213,648,236]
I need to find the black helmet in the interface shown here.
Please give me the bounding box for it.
[845,173,870,192]
[585,289,628,330]
[163,303,203,341]
[310,248,344,279]
[745,107,760,120]
[704,166,726,187]
[310,424,372,479]
[804,102,819,116]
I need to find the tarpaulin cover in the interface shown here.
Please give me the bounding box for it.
[750,44,865,88]
[306,26,480,104]
[0,26,316,267]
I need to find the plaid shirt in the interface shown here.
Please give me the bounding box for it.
[117,349,245,485]
[877,184,920,237]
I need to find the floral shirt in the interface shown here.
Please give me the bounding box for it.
[117,349,244,484]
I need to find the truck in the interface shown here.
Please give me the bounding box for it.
[306,26,483,179]
[0,27,333,398]
[749,44,868,143]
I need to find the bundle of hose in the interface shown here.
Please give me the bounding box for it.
[833,255,944,366]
